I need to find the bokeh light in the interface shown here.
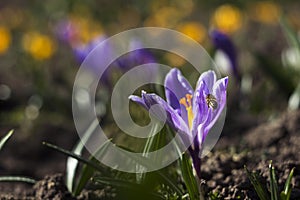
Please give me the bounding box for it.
[177,22,207,43]
[0,26,11,54]
[22,32,56,60]
[249,1,281,25]
[211,4,243,34]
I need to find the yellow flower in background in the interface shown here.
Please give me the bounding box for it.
[144,6,183,28]
[212,4,243,34]
[250,1,281,24]
[72,16,102,44]
[66,15,103,46]
[177,22,207,43]
[22,32,56,60]
[150,0,194,18]
[0,26,11,54]
[165,52,186,68]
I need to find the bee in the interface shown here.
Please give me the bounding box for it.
[205,94,218,110]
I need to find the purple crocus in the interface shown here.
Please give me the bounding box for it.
[73,35,108,63]
[72,35,114,86]
[129,68,228,178]
[117,39,156,71]
[210,30,239,80]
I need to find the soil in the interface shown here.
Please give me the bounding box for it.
[0,110,299,199]
[201,110,300,199]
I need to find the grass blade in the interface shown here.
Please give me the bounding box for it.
[119,146,183,196]
[245,166,270,200]
[255,54,295,96]
[280,16,300,52]
[0,130,14,151]
[66,119,99,192]
[269,163,279,200]
[74,139,111,196]
[179,153,199,200]
[93,176,142,189]
[43,142,106,173]
[93,176,166,200]
[136,123,164,183]
[288,82,300,110]
[0,176,36,184]
[280,167,295,200]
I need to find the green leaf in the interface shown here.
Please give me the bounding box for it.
[0,176,36,184]
[136,123,165,183]
[66,119,99,192]
[280,167,295,200]
[169,126,199,199]
[208,191,222,200]
[245,166,270,200]
[93,176,142,189]
[119,145,183,196]
[0,130,14,151]
[93,176,166,200]
[269,163,279,200]
[255,54,295,96]
[43,142,106,174]
[280,16,300,52]
[136,124,160,183]
[288,82,300,110]
[74,139,111,196]
[179,153,199,200]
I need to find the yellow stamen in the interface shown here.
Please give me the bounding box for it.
[179,94,194,129]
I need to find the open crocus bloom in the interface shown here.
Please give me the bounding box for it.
[129,68,228,178]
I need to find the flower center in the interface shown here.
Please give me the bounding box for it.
[179,94,194,129]
[205,94,218,109]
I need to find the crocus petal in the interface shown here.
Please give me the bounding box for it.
[128,94,148,110]
[203,76,228,140]
[191,81,208,137]
[140,92,191,137]
[196,70,216,93]
[164,68,193,124]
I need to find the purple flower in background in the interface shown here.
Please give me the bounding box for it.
[210,30,239,80]
[73,35,108,63]
[55,19,77,44]
[117,39,156,70]
[129,69,228,178]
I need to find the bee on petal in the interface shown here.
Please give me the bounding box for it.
[206,94,218,110]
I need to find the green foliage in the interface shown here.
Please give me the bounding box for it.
[280,16,300,56]
[0,176,36,184]
[65,118,102,193]
[0,129,14,151]
[43,122,210,199]
[280,168,295,200]
[245,162,295,200]
[178,153,199,200]
[73,139,111,195]
[245,165,270,200]
[0,130,36,184]
[208,191,222,200]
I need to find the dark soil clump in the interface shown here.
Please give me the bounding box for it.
[201,110,300,199]
[32,174,75,200]
[0,111,299,199]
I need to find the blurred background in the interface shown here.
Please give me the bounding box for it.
[0,0,300,180]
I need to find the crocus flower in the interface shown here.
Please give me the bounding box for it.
[117,39,156,71]
[73,35,109,63]
[129,68,228,178]
[210,30,239,80]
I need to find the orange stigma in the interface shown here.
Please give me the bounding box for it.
[179,94,194,129]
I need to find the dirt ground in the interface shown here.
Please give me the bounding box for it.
[0,110,299,199]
